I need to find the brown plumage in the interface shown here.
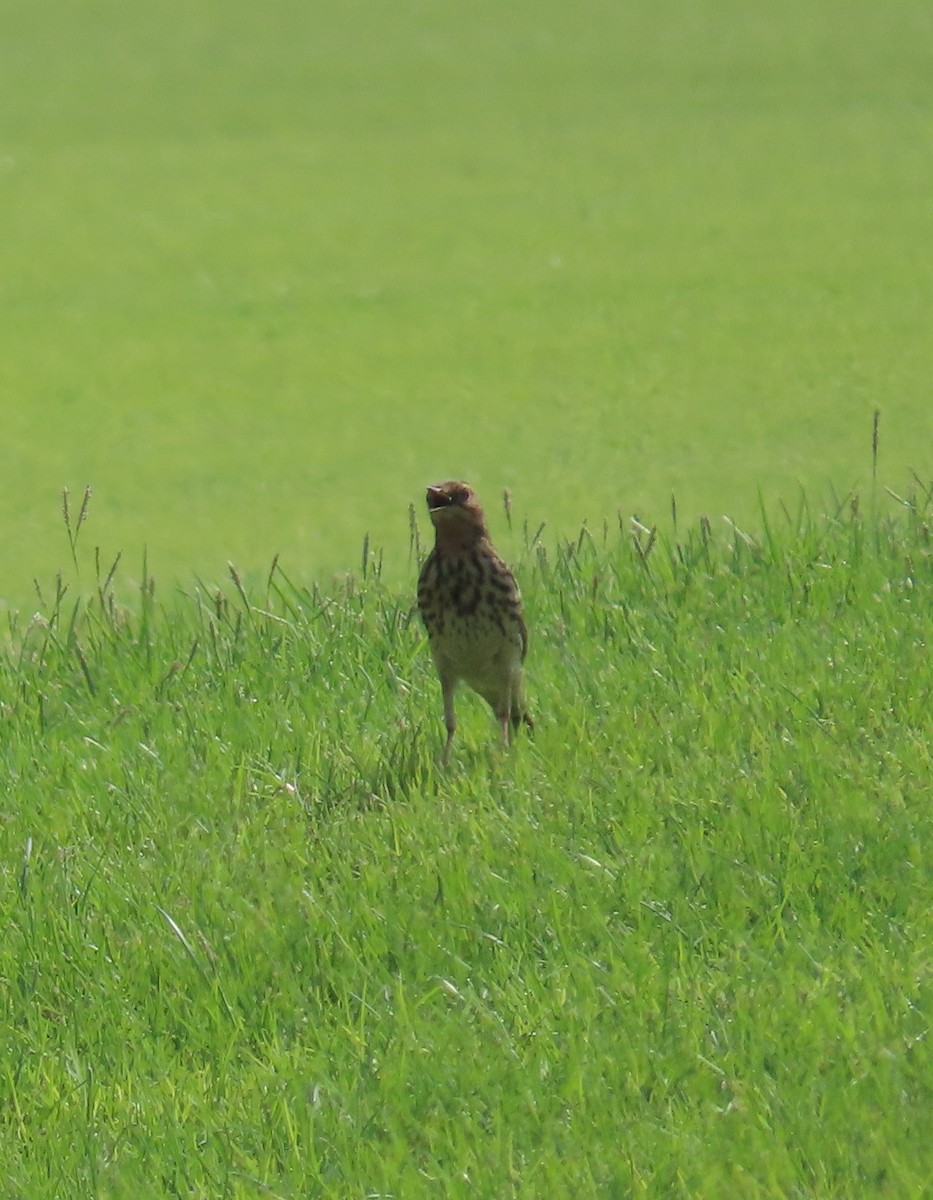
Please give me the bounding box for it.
[417,481,533,761]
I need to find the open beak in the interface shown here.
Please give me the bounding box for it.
[426,485,449,512]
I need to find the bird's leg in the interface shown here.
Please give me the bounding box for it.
[441,676,457,764]
[498,675,517,748]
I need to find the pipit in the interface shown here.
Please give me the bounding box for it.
[417,481,533,761]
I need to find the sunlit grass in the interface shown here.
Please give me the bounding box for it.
[1,483,929,1197]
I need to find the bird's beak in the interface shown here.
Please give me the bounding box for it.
[426,485,448,512]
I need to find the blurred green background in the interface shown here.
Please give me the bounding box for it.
[2,0,931,604]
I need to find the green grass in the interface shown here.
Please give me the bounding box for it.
[2,2,931,1189]
[1,485,930,1197]
[2,0,933,601]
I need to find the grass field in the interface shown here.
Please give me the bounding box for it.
[2,1,932,1194]
[3,0,933,600]
[1,486,931,1197]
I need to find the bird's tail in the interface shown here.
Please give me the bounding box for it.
[510,704,534,734]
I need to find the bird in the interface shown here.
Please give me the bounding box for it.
[417,480,533,761]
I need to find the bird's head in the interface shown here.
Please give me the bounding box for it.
[425,481,489,542]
